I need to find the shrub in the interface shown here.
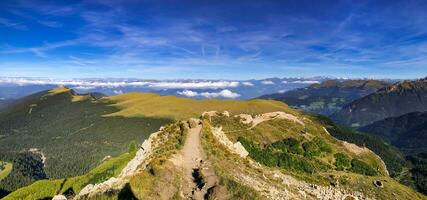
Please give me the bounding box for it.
[278,153,314,173]
[350,159,378,176]
[302,141,320,157]
[312,137,332,153]
[334,153,351,171]
[128,141,138,153]
[239,137,277,167]
[240,137,316,173]
[271,138,303,155]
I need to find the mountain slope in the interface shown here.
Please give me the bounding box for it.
[102,92,293,120]
[258,80,390,116]
[331,78,427,127]
[0,88,297,197]
[359,111,427,149]
[0,88,173,196]
[6,110,424,199]
[1,89,424,199]
[0,98,12,110]
[359,112,427,194]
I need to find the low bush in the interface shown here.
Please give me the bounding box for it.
[278,152,314,173]
[334,153,351,171]
[271,138,303,155]
[312,137,332,154]
[240,137,317,173]
[350,159,378,176]
[302,141,320,158]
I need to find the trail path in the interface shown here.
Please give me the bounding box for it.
[180,119,220,200]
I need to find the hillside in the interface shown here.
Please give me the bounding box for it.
[360,111,427,149]
[331,77,427,127]
[3,101,424,199]
[258,80,389,116]
[0,89,298,197]
[0,98,12,110]
[102,92,292,120]
[359,111,427,194]
[0,88,173,197]
[1,89,424,199]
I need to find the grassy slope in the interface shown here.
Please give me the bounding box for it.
[204,114,425,199]
[4,148,136,200]
[0,161,12,181]
[87,121,188,200]
[0,88,172,194]
[3,90,424,199]
[210,112,387,177]
[103,92,291,120]
[7,121,188,200]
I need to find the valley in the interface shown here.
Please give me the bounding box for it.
[1,87,425,199]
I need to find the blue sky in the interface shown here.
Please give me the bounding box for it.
[0,0,426,79]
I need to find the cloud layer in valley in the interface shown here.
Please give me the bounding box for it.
[177,89,240,99]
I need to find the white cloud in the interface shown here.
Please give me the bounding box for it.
[72,86,96,90]
[113,90,123,95]
[177,89,240,99]
[177,90,198,97]
[242,81,254,86]
[0,78,239,89]
[149,81,239,89]
[0,78,150,87]
[261,80,274,85]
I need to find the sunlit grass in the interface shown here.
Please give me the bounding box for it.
[0,161,13,181]
[3,149,136,200]
[102,92,292,120]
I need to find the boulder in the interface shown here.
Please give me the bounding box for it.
[52,194,67,200]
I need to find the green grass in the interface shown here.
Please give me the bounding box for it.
[0,161,12,181]
[210,112,386,176]
[0,88,172,194]
[86,121,187,200]
[3,148,136,200]
[204,114,426,199]
[102,92,292,120]
[201,121,263,199]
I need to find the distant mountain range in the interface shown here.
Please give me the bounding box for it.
[258,79,391,116]
[331,77,427,127]
[0,77,336,100]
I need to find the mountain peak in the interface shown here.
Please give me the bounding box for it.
[378,77,427,94]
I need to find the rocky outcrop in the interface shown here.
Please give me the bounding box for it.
[202,111,230,121]
[211,126,249,158]
[52,195,67,200]
[75,131,161,199]
[233,160,370,200]
[235,111,304,128]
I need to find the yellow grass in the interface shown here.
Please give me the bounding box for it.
[102,92,291,120]
[0,161,13,181]
[47,87,71,95]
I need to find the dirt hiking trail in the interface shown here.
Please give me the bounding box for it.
[180,119,224,200]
